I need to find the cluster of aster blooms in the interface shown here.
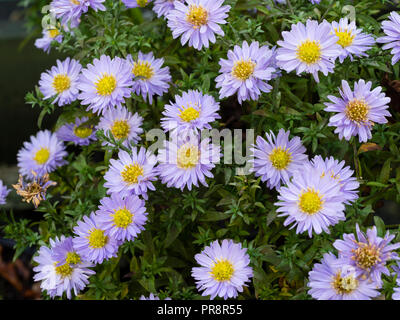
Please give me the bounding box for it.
[7,0,399,300]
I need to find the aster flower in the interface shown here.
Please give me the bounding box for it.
[276,19,342,82]
[331,18,375,63]
[376,11,400,65]
[96,193,148,242]
[167,0,231,50]
[324,79,391,143]
[34,27,63,54]
[157,134,221,191]
[97,106,143,147]
[57,117,97,146]
[333,224,400,286]
[308,155,359,204]
[308,252,380,300]
[122,0,153,8]
[309,0,320,3]
[72,212,120,264]
[139,293,172,300]
[391,262,400,300]
[126,52,171,104]
[12,172,56,208]
[153,0,182,18]
[17,130,67,180]
[160,90,220,133]
[39,57,82,107]
[0,180,10,205]
[33,236,95,299]
[215,41,277,104]
[77,55,134,115]
[275,165,346,237]
[104,147,158,199]
[192,239,253,300]
[250,129,308,190]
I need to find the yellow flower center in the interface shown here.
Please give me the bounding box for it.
[298,188,324,215]
[95,74,116,96]
[210,259,235,282]
[296,40,322,64]
[177,144,199,169]
[137,0,149,7]
[113,207,133,229]
[335,28,355,48]
[73,125,93,139]
[345,99,369,124]
[34,148,50,165]
[186,5,208,28]
[232,60,256,81]
[48,28,60,38]
[111,120,130,140]
[269,147,292,170]
[88,228,108,249]
[70,0,80,5]
[121,163,144,184]
[66,252,81,265]
[132,61,154,80]
[180,106,200,122]
[55,262,73,278]
[332,272,358,295]
[52,74,71,94]
[353,243,381,270]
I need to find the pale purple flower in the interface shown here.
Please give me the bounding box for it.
[192,239,253,300]
[167,0,231,50]
[392,262,400,300]
[377,11,400,65]
[140,293,172,300]
[34,27,63,54]
[56,117,97,146]
[324,79,391,143]
[153,0,182,18]
[122,0,153,8]
[0,180,10,205]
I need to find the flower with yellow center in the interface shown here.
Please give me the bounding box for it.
[177,144,200,169]
[121,163,144,184]
[298,188,324,215]
[210,259,235,282]
[34,148,50,165]
[296,40,322,64]
[179,105,200,122]
[186,5,208,28]
[331,272,358,295]
[87,229,108,249]
[352,242,381,270]
[95,74,117,96]
[232,59,256,81]
[52,74,71,94]
[73,125,93,139]
[335,28,355,48]
[111,120,130,140]
[345,99,370,124]
[132,61,154,81]
[269,147,292,170]
[113,207,133,229]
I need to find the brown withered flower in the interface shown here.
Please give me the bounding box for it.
[12,171,56,208]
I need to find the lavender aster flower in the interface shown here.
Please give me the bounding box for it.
[39,57,82,107]
[308,252,380,300]
[96,193,148,242]
[157,134,221,191]
[104,147,158,199]
[57,117,97,146]
[34,27,63,54]
[0,180,10,205]
[140,293,172,300]
[97,106,143,147]
[167,0,231,50]
[324,79,391,143]
[161,90,220,133]
[276,19,342,82]
[72,212,119,264]
[377,11,400,65]
[192,239,253,300]
[127,52,171,104]
[153,0,182,18]
[77,55,134,115]
[215,41,277,104]
[333,224,400,286]
[275,165,346,237]
[331,18,375,63]
[122,0,153,8]
[392,262,400,300]
[17,130,67,180]
[250,129,308,190]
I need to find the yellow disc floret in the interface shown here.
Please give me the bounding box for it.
[88,228,108,249]
[34,148,50,165]
[55,262,73,278]
[121,163,144,184]
[66,252,81,265]
[113,207,133,229]
[345,99,369,124]
[95,74,117,96]
[232,60,256,81]
[186,5,208,28]
[73,126,93,139]
[177,144,199,169]
[335,28,355,48]
[52,74,71,94]
[111,120,130,140]
[332,272,358,295]
[298,188,324,215]
[210,259,235,282]
[48,28,60,38]
[70,0,80,5]
[296,40,322,64]
[180,106,200,122]
[137,0,149,7]
[353,242,381,270]
[269,147,292,170]
[132,61,154,80]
